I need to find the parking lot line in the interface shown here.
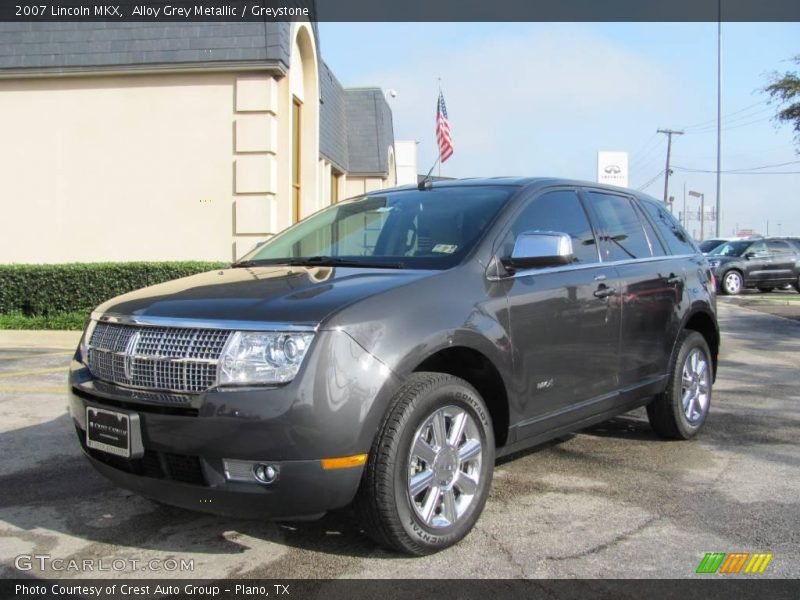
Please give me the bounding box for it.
[0,366,67,378]
[0,350,72,361]
[0,385,63,393]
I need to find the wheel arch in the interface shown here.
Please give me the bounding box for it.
[680,308,720,380]
[411,345,511,449]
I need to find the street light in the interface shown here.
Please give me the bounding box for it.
[688,190,705,241]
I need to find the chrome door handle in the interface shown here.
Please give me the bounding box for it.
[594,285,617,299]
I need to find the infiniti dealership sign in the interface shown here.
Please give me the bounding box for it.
[597,151,629,188]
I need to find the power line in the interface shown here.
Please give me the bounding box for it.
[629,132,659,158]
[636,169,666,191]
[673,166,800,175]
[727,160,800,172]
[684,105,772,133]
[685,114,771,135]
[681,99,766,131]
[673,159,800,173]
[629,137,666,171]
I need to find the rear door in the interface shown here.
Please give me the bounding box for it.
[742,241,772,284]
[765,240,797,284]
[582,190,680,388]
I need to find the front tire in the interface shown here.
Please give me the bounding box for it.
[721,270,743,295]
[647,330,713,440]
[355,372,494,555]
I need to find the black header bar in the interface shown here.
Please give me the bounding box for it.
[3,579,800,600]
[1,0,800,22]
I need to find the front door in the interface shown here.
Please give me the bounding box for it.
[500,189,621,438]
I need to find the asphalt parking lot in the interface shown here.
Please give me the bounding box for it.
[0,298,798,579]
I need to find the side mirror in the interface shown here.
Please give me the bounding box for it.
[744,251,755,259]
[501,231,573,271]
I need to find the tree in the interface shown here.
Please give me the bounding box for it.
[764,55,800,151]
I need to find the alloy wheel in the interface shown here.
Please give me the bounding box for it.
[681,348,711,424]
[407,405,483,529]
[723,271,742,294]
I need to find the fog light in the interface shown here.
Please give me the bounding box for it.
[223,459,280,484]
[253,463,279,484]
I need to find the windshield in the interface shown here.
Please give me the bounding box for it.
[699,239,726,253]
[237,186,515,270]
[709,241,752,257]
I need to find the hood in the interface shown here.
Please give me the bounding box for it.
[95,266,437,327]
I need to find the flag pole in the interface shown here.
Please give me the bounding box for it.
[437,78,442,178]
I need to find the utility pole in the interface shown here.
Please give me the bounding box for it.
[700,194,705,241]
[682,182,687,229]
[657,128,683,205]
[715,12,722,237]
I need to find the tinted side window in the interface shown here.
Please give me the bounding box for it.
[748,241,769,257]
[502,190,599,264]
[635,203,667,257]
[641,200,697,255]
[767,240,792,255]
[585,192,653,261]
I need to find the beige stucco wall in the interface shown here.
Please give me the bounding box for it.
[345,176,389,199]
[0,69,295,264]
[0,22,394,264]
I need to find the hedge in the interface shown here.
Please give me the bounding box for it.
[0,262,227,317]
[0,311,90,330]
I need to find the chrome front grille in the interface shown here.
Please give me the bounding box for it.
[86,322,231,393]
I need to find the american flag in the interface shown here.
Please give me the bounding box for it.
[436,91,454,163]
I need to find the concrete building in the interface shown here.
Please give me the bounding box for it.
[0,22,407,263]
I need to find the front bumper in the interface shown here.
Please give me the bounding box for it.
[68,330,399,519]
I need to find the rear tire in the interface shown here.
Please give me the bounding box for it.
[355,372,494,555]
[721,270,743,295]
[647,331,712,440]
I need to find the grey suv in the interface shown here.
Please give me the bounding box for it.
[69,178,719,555]
[707,238,800,294]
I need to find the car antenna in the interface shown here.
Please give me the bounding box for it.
[418,156,441,191]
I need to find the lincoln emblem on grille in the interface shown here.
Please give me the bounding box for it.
[123,331,141,381]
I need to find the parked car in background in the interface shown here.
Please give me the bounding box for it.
[69,178,719,555]
[707,238,800,294]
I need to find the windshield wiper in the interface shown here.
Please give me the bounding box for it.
[233,256,406,269]
[286,256,406,269]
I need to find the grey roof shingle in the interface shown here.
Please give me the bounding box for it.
[0,22,290,72]
[319,61,348,172]
[345,88,394,176]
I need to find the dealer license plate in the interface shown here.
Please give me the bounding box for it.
[86,406,132,458]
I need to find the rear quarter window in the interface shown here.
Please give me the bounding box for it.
[640,199,698,256]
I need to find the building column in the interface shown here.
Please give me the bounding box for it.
[232,76,279,260]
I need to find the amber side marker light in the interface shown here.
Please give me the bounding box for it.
[321,454,368,470]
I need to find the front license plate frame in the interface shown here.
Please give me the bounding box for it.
[86,406,144,459]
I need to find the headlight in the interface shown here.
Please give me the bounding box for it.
[217,331,315,386]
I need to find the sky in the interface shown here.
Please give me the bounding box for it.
[319,22,800,238]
